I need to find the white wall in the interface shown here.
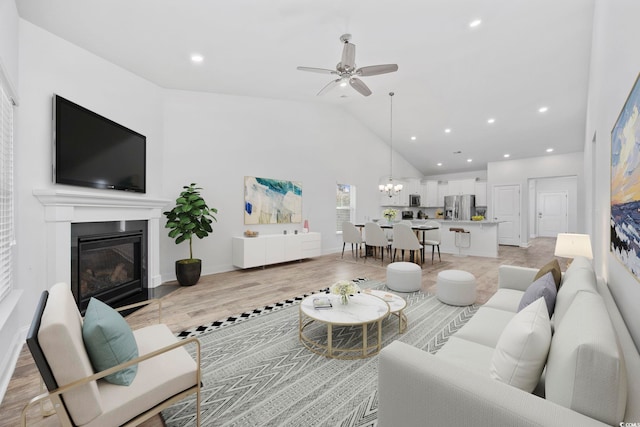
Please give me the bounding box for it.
[0,0,21,403]
[14,19,165,332]
[487,151,585,247]
[585,0,640,348]
[160,90,422,279]
[7,16,422,343]
[0,0,19,89]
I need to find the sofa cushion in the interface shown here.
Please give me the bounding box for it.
[546,291,627,425]
[483,288,524,313]
[83,298,139,386]
[534,259,561,289]
[554,262,597,326]
[453,307,515,348]
[434,336,495,376]
[90,324,198,427]
[518,272,557,316]
[559,256,592,285]
[39,283,103,425]
[490,298,551,392]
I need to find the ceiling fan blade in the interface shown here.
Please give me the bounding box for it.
[317,78,341,96]
[341,42,356,71]
[297,66,338,75]
[356,64,399,76]
[349,77,372,96]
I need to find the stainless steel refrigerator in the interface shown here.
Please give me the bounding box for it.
[444,195,475,220]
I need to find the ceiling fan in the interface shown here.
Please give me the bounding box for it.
[297,34,398,97]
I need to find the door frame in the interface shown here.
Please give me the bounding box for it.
[492,184,521,246]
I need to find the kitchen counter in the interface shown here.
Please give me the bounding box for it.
[412,219,500,258]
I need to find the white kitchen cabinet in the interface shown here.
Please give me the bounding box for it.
[437,182,449,206]
[475,181,487,206]
[423,180,440,207]
[232,232,321,269]
[447,179,476,195]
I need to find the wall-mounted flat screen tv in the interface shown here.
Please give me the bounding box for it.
[54,95,146,193]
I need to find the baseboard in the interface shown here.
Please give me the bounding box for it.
[0,290,26,403]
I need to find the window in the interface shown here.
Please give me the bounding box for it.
[0,76,15,302]
[336,184,356,233]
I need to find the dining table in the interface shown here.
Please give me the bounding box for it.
[354,222,439,264]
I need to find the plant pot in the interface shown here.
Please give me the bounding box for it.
[175,259,202,286]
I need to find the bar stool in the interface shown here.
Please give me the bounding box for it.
[449,227,470,257]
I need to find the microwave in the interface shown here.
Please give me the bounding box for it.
[409,194,421,207]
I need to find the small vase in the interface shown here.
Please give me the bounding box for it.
[341,294,349,305]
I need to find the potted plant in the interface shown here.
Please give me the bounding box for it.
[164,183,218,286]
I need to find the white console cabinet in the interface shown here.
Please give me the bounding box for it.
[232,232,321,268]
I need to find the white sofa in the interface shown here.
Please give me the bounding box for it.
[379,257,640,426]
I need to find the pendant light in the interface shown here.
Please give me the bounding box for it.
[379,91,403,197]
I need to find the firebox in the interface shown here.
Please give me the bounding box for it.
[71,221,147,313]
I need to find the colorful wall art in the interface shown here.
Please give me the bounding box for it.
[244,176,302,224]
[611,73,640,280]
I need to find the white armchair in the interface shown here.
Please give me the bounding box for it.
[22,283,201,426]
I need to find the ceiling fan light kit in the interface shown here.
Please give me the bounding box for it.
[297,34,398,97]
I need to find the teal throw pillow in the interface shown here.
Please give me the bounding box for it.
[82,297,139,386]
[518,272,557,316]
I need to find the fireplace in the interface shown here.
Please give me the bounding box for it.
[34,189,169,307]
[71,220,148,312]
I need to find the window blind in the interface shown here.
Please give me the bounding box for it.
[0,82,14,302]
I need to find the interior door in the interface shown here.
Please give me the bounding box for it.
[537,191,568,237]
[493,184,521,246]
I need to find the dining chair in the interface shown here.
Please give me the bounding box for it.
[342,221,364,260]
[421,220,442,264]
[391,223,423,265]
[364,222,390,265]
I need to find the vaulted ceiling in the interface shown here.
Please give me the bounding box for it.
[17,0,595,175]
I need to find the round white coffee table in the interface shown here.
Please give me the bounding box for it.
[299,293,390,359]
[364,289,408,333]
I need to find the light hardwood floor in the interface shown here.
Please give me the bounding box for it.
[1,237,563,427]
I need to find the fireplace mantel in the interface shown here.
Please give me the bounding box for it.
[34,188,171,288]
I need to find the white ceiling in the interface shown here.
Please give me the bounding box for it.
[16,0,595,176]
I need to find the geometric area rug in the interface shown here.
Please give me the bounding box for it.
[161,279,478,426]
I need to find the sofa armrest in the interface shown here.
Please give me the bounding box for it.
[498,265,538,291]
[378,341,607,427]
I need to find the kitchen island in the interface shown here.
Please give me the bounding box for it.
[412,219,501,258]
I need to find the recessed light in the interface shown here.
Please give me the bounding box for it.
[191,54,204,63]
[469,19,482,28]
[538,106,549,113]
[445,128,452,133]
[437,162,443,166]
[410,136,417,141]
[503,154,510,158]
[467,158,473,163]
[546,148,554,153]
[487,118,495,124]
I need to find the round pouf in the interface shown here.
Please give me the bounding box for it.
[386,262,422,292]
[436,270,476,306]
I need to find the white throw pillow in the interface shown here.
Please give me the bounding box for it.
[490,297,551,392]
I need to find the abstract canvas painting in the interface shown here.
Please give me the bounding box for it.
[611,73,640,280]
[244,176,302,224]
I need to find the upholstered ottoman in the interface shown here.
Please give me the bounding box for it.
[436,270,476,306]
[387,262,422,292]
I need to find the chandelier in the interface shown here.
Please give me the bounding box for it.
[379,91,403,197]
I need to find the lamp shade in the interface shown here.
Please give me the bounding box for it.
[554,233,593,259]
